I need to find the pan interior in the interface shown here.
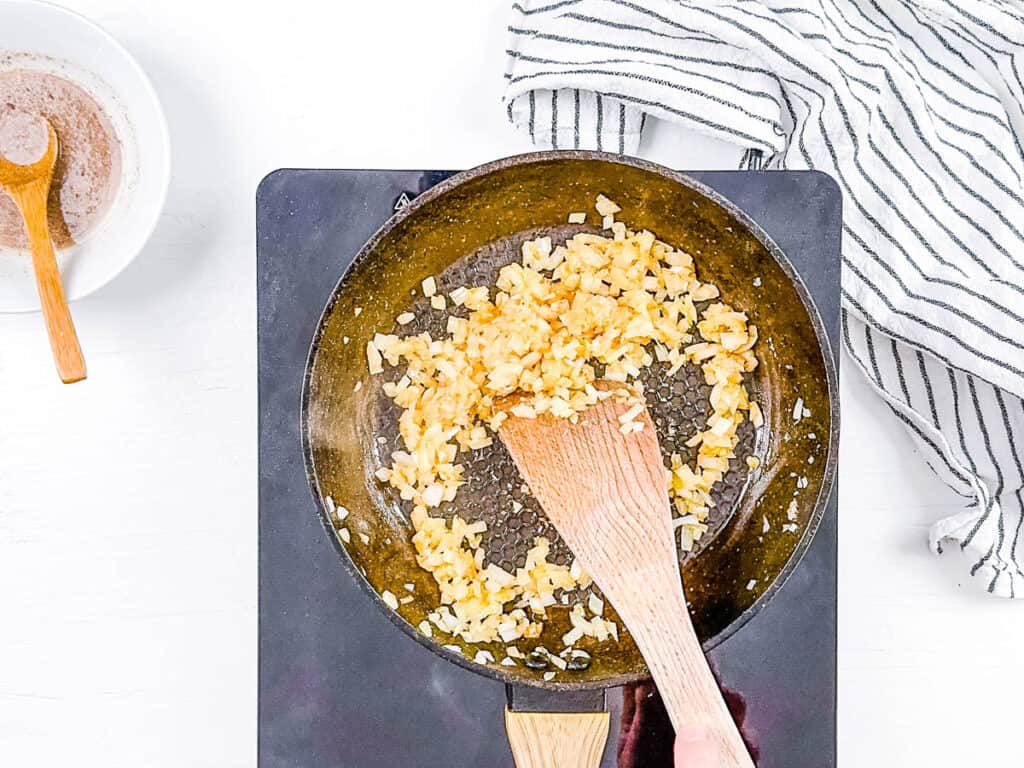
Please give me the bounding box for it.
[305,155,834,689]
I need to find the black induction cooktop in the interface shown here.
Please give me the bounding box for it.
[257,168,841,768]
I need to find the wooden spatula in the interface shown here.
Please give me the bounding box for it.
[499,387,755,767]
[0,108,86,383]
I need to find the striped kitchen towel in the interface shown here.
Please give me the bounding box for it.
[503,0,1024,596]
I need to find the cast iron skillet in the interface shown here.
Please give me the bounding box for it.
[301,151,838,753]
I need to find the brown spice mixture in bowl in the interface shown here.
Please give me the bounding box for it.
[0,68,122,251]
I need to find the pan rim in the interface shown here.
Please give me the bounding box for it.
[299,150,840,691]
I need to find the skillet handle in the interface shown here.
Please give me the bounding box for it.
[505,709,609,768]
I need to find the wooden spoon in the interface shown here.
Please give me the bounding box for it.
[499,387,755,767]
[0,108,86,383]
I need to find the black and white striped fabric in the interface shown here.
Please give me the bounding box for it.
[503,0,1024,596]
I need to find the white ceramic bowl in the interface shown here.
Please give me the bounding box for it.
[0,0,170,312]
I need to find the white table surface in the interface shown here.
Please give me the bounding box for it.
[2,2,1022,766]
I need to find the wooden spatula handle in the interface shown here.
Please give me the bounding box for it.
[505,710,609,768]
[11,181,86,383]
[615,554,755,767]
